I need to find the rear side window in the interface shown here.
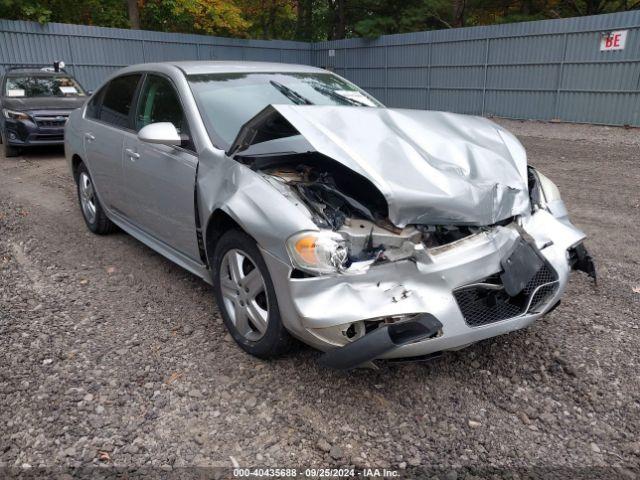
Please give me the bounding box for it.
[98,74,141,129]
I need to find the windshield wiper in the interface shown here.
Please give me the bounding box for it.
[269,81,313,105]
[310,84,369,106]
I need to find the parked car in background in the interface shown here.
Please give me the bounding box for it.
[1,64,87,157]
[65,61,596,370]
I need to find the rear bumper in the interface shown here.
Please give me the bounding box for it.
[262,208,587,360]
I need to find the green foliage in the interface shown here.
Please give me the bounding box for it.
[0,0,129,26]
[0,0,637,39]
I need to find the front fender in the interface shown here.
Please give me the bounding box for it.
[197,150,317,263]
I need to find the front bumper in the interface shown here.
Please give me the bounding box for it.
[262,208,587,360]
[3,117,66,146]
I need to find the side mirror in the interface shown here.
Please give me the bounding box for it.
[138,122,181,146]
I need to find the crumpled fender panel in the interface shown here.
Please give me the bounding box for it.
[234,105,531,227]
[196,150,318,264]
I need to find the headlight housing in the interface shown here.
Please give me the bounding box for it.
[2,109,31,121]
[529,167,561,208]
[286,230,348,275]
[536,170,561,204]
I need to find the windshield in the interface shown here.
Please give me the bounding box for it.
[188,72,383,147]
[4,75,86,98]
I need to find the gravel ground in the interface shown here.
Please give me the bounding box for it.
[0,120,639,479]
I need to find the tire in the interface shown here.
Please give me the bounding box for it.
[213,229,294,358]
[1,132,20,157]
[75,162,116,235]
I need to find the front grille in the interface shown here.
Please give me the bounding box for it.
[35,117,67,128]
[453,264,558,327]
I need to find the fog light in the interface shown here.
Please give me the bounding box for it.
[8,132,17,140]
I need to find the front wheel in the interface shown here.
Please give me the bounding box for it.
[213,229,294,358]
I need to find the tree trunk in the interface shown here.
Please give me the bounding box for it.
[266,0,278,39]
[327,0,335,40]
[127,0,140,29]
[335,0,346,39]
[452,0,465,27]
[295,0,305,40]
[304,0,313,40]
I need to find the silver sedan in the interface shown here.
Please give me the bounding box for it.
[65,61,595,369]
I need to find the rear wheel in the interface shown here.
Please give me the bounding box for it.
[76,162,116,234]
[213,229,294,358]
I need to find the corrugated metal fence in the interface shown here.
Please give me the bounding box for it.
[1,11,639,126]
[315,11,640,126]
[0,20,311,90]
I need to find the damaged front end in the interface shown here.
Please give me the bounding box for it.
[229,105,595,369]
[256,159,493,276]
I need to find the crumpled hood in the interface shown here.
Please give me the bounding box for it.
[235,105,531,227]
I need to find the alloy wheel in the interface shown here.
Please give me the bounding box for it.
[219,248,269,341]
[79,172,97,224]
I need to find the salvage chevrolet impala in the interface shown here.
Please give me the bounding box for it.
[65,61,596,369]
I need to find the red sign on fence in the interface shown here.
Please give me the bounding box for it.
[600,30,628,51]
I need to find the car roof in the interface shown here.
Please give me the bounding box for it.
[120,61,327,76]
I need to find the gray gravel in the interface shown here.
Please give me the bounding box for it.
[0,120,639,477]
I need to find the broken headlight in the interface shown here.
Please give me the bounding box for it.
[286,231,348,275]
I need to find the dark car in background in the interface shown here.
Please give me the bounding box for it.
[0,65,88,157]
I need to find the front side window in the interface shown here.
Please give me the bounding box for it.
[135,75,186,134]
[188,72,383,148]
[4,75,86,98]
[98,74,142,129]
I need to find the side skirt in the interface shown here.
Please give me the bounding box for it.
[107,209,213,285]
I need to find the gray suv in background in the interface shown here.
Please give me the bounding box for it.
[1,65,87,157]
[64,61,595,370]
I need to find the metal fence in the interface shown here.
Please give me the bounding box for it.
[0,20,312,90]
[1,11,639,126]
[315,11,640,126]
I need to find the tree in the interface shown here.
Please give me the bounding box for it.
[0,0,638,39]
[295,0,314,40]
[127,0,141,29]
[239,0,297,39]
[452,0,466,26]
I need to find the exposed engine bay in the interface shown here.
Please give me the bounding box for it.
[239,151,497,273]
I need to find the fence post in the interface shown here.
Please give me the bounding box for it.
[481,37,490,116]
[384,42,388,105]
[426,42,431,110]
[553,33,569,120]
[65,35,75,77]
[141,40,147,62]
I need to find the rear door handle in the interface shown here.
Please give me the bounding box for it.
[125,148,140,161]
[84,132,95,142]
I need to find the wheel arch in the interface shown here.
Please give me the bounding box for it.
[204,209,245,268]
[71,154,84,183]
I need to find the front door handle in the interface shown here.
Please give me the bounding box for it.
[125,148,140,161]
[84,132,95,142]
